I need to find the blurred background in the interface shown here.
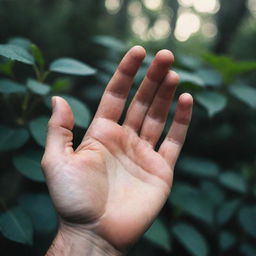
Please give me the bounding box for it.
[0,0,256,255]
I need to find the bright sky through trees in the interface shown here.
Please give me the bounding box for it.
[104,0,255,42]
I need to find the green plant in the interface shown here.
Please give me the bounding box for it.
[1,36,256,256]
[0,37,95,249]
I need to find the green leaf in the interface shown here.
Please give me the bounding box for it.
[174,69,204,87]
[0,126,29,151]
[63,95,91,128]
[238,206,256,238]
[144,219,170,251]
[200,181,225,206]
[219,171,247,193]
[19,193,57,234]
[229,83,256,109]
[7,37,32,50]
[203,53,256,83]
[178,156,219,178]
[12,149,45,182]
[29,116,49,147]
[196,69,222,87]
[170,183,214,224]
[50,58,96,76]
[219,231,235,251]
[172,223,208,256]
[0,44,34,64]
[195,91,227,117]
[45,95,91,128]
[26,79,51,95]
[217,199,240,225]
[0,60,15,76]
[52,78,72,93]
[31,44,45,70]
[0,207,33,245]
[92,35,123,51]
[0,79,26,94]
[177,55,202,70]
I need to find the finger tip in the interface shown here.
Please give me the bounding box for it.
[175,93,193,124]
[51,96,62,108]
[155,49,174,66]
[49,96,74,130]
[170,70,180,84]
[130,45,146,60]
[179,93,193,107]
[54,96,67,106]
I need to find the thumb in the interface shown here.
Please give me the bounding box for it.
[45,96,74,154]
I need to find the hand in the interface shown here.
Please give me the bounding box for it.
[42,46,193,255]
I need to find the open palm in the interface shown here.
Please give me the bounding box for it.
[42,46,193,252]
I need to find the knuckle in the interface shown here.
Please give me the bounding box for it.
[47,121,73,139]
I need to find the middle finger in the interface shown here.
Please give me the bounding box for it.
[123,49,174,132]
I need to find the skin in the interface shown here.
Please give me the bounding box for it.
[42,46,193,255]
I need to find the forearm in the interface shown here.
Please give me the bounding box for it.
[46,224,124,256]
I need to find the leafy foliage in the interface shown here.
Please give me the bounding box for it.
[172,223,208,256]
[0,44,34,64]
[0,79,26,94]
[29,116,49,147]
[219,171,247,193]
[175,68,204,87]
[50,58,96,76]
[203,53,256,83]
[0,31,256,256]
[0,207,33,245]
[0,126,29,151]
[195,91,227,117]
[229,83,256,109]
[26,79,51,96]
[178,156,219,178]
[144,219,170,251]
[92,35,124,51]
[238,206,256,238]
[0,38,95,253]
[12,149,45,182]
[219,231,236,251]
[18,193,57,234]
[171,183,215,224]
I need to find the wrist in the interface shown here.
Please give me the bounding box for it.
[46,223,124,256]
